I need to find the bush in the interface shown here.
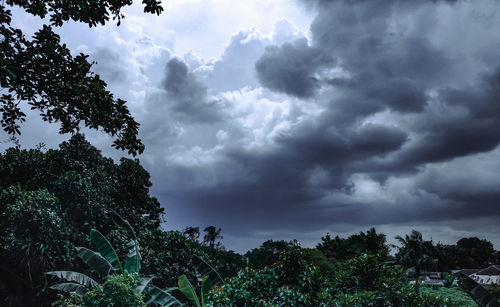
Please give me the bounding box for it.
[82,273,146,307]
[443,272,454,287]
[420,286,476,307]
[208,242,322,306]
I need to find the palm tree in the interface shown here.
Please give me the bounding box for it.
[394,230,435,294]
[183,226,201,241]
[203,226,223,249]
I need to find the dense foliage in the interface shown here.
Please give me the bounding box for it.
[421,286,476,307]
[210,241,463,306]
[209,242,323,306]
[317,227,389,262]
[82,273,147,307]
[0,135,231,306]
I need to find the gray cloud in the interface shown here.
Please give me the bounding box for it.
[150,0,500,251]
[162,58,222,123]
[255,38,334,98]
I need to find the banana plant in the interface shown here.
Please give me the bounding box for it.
[45,212,183,306]
[458,273,500,307]
[177,255,224,307]
[45,229,135,296]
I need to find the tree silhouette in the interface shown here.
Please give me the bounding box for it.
[183,226,200,241]
[203,226,223,249]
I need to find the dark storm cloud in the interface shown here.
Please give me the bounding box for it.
[146,0,500,251]
[255,38,334,98]
[364,79,427,113]
[387,66,500,170]
[157,121,409,235]
[162,58,221,123]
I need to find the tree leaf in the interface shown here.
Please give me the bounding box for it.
[45,271,98,288]
[76,246,112,278]
[146,285,184,306]
[90,229,122,273]
[49,282,88,297]
[178,275,201,307]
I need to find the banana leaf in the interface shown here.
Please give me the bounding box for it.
[193,255,223,286]
[49,282,88,297]
[178,275,201,307]
[200,276,213,307]
[45,271,98,288]
[124,239,141,273]
[111,211,141,273]
[76,246,112,278]
[136,276,154,294]
[90,229,122,273]
[147,285,184,306]
[458,273,500,307]
[110,210,138,241]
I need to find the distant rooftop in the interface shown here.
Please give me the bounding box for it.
[453,269,480,277]
[474,265,500,276]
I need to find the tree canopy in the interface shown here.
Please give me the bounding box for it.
[0,0,164,155]
[0,134,163,305]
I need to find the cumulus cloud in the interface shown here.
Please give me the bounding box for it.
[256,38,334,98]
[162,58,222,123]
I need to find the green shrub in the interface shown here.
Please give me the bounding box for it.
[330,290,379,306]
[208,242,322,306]
[82,272,146,307]
[443,272,454,287]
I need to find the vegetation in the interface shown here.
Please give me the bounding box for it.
[421,286,476,307]
[2,136,500,306]
[395,230,436,294]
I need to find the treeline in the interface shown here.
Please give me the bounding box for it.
[0,136,497,306]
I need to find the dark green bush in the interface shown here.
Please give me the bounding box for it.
[208,242,322,306]
[82,273,146,307]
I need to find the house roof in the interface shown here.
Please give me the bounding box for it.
[453,269,480,277]
[474,265,500,276]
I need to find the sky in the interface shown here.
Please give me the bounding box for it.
[5,0,500,253]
